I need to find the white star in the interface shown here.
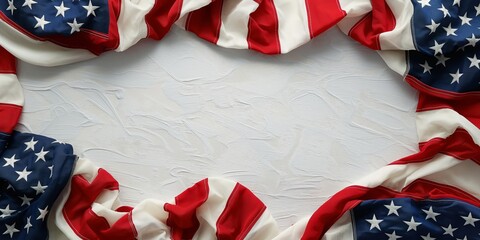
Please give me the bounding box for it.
[456,237,467,240]
[476,3,480,16]
[15,167,32,182]
[31,181,48,195]
[34,15,50,30]
[386,231,402,240]
[453,0,461,7]
[366,214,383,230]
[35,147,49,162]
[36,206,48,221]
[403,216,421,231]
[450,69,463,84]
[435,55,450,66]
[22,0,36,9]
[419,61,433,74]
[468,55,480,69]
[384,201,402,216]
[442,224,457,236]
[443,23,457,36]
[461,212,479,226]
[6,0,16,15]
[67,18,84,34]
[459,13,472,26]
[2,223,19,238]
[82,0,99,17]
[421,233,436,240]
[19,195,33,206]
[438,4,450,17]
[0,205,16,218]
[466,34,480,47]
[426,19,440,34]
[6,184,13,190]
[24,137,37,151]
[24,216,32,234]
[48,165,54,178]
[417,0,431,8]
[54,2,70,17]
[3,155,19,168]
[429,41,445,55]
[423,206,440,221]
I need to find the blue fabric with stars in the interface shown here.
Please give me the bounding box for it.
[408,0,480,93]
[0,131,76,240]
[0,0,109,36]
[352,198,480,240]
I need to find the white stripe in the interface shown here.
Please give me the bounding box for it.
[216,0,259,49]
[0,21,95,67]
[179,0,213,19]
[91,190,126,226]
[192,177,237,239]
[356,154,480,199]
[416,108,480,144]
[336,0,372,35]
[243,209,279,239]
[321,211,353,240]
[116,0,155,52]
[422,158,480,199]
[378,0,415,50]
[0,74,23,106]
[47,158,86,240]
[131,199,171,240]
[338,0,371,16]
[377,50,407,76]
[272,0,311,53]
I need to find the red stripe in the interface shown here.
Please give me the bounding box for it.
[0,47,16,74]
[301,178,480,239]
[247,0,280,54]
[0,0,120,55]
[0,104,22,134]
[305,0,346,39]
[406,75,480,100]
[164,179,210,240]
[407,76,480,143]
[216,183,266,239]
[145,0,183,40]
[416,88,480,128]
[185,0,223,44]
[347,0,395,49]
[63,169,137,240]
[392,128,480,164]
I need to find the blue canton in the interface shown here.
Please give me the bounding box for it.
[352,198,480,240]
[408,0,480,93]
[0,0,109,36]
[0,132,76,239]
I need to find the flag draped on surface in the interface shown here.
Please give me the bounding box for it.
[1,0,480,239]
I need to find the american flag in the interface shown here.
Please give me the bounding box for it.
[0,0,109,36]
[0,132,75,240]
[353,198,480,239]
[1,0,480,239]
[407,0,480,94]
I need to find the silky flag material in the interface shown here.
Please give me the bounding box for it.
[0,0,480,239]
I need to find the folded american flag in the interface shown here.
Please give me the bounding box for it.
[1,0,480,239]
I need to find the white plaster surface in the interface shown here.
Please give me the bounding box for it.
[17,26,418,230]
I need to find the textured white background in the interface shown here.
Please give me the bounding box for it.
[17,26,418,230]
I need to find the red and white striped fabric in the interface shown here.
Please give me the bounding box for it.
[0,47,22,140]
[1,0,480,239]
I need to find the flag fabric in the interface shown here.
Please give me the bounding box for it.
[1,0,480,239]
